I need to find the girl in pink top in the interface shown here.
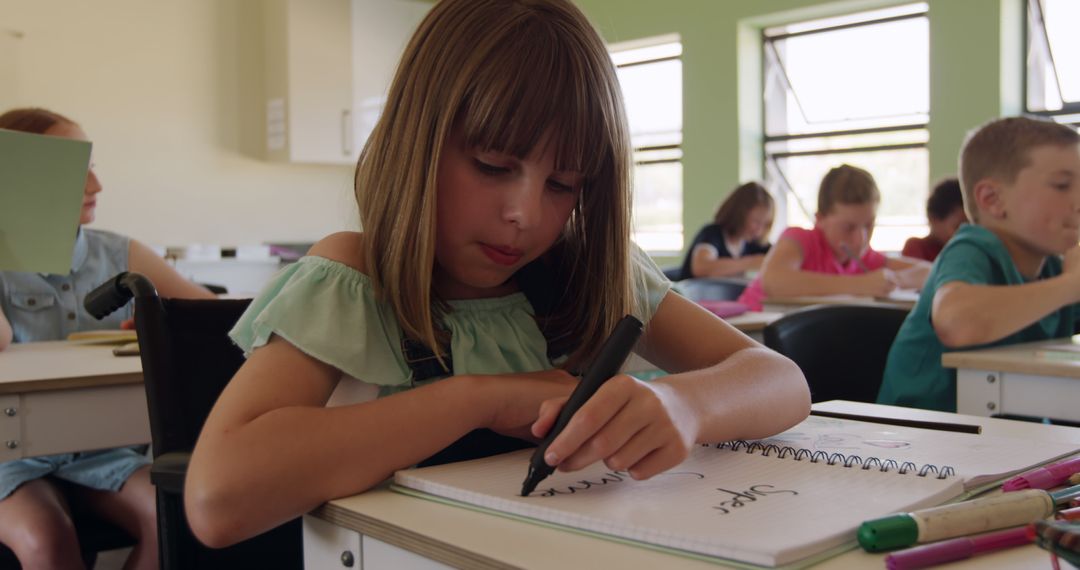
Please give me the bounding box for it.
[739,165,930,310]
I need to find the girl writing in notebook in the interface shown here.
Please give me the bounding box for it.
[737,164,931,310]
[0,108,213,569]
[678,181,775,280]
[185,0,810,548]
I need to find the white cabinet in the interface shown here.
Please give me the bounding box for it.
[263,0,429,165]
[352,0,432,150]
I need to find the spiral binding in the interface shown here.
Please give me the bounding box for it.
[708,441,956,479]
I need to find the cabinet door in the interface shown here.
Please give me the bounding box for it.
[281,0,354,164]
[351,0,431,149]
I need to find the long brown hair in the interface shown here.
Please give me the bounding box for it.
[713,181,774,244]
[355,0,635,368]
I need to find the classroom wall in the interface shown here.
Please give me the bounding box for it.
[2,0,1023,256]
[576,0,1023,263]
[1,0,359,248]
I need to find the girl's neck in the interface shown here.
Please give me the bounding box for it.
[432,267,520,300]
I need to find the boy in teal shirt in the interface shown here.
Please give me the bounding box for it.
[878,117,1080,411]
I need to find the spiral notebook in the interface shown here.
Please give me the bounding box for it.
[393,415,1079,568]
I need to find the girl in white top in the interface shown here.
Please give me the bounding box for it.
[185,0,810,548]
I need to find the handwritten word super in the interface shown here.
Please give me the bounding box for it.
[712,484,798,514]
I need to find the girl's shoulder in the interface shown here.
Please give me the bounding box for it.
[308,232,368,274]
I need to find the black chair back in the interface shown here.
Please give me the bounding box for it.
[763,304,908,403]
[676,278,748,302]
[84,273,301,570]
[134,297,250,457]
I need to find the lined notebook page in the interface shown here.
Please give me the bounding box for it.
[393,417,1078,567]
[395,445,961,567]
[754,416,1080,491]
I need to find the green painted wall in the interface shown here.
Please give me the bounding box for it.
[576,0,1023,263]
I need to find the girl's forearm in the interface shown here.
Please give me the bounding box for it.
[185,375,489,547]
[652,347,809,443]
[763,267,866,297]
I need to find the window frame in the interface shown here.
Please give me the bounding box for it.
[761,6,931,250]
[1024,0,1080,126]
[611,38,685,255]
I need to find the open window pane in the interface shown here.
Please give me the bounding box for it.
[632,159,683,252]
[765,9,928,137]
[1028,0,1080,112]
[617,59,683,148]
[613,40,683,254]
[764,5,929,252]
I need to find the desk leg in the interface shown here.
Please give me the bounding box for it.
[955,368,1001,417]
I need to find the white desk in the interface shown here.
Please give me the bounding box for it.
[0,341,148,462]
[303,401,1080,569]
[943,337,1080,423]
[763,291,918,314]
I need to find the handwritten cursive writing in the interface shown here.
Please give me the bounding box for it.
[712,484,798,514]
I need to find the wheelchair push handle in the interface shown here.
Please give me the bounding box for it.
[84,271,157,319]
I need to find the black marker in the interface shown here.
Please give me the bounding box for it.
[520,315,644,496]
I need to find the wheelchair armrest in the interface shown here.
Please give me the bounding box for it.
[150,451,191,494]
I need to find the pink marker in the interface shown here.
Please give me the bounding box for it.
[1002,457,1080,492]
[884,526,1033,570]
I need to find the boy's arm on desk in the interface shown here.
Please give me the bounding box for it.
[933,273,1080,348]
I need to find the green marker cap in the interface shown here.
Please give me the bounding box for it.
[857,514,918,552]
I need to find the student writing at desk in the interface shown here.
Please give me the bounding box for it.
[878,116,1080,412]
[678,181,774,280]
[902,177,968,262]
[0,108,214,569]
[183,0,810,549]
[737,164,930,310]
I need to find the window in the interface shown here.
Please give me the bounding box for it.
[612,38,683,254]
[1027,0,1080,127]
[763,4,930,251]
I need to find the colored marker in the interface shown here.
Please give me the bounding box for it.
[1057,506,1080,521]
[1002,457,1080,492]
[883,525,1032,570]
[1031,519,1080,568]
[1070,472,1080,486]
[519,315,643,497]
[859,484,1080,552]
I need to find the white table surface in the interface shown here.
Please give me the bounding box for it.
[306,401,1080,569]
[0,340,148,461]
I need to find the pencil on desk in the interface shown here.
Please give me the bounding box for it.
[809,410,982,434]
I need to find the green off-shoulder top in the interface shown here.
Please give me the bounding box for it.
[229,246,672,399]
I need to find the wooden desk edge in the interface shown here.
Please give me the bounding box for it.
[942,351,1080,379]
[312,501,516,570]
[0,373,143,395]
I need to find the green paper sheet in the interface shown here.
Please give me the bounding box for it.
[0,128,91,274]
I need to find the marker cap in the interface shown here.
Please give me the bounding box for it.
[859,514,919,552]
